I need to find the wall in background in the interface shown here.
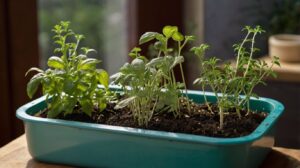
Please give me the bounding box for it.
[203,0,300,148]
[0,0,39,147]
[204,0,276,59]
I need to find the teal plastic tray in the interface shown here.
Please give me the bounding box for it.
[17,89,284,168]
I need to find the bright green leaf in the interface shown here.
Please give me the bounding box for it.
[172,31,184,42]
[131,47,141,53]
[79,58,101,70]
[27,73,43,99]
[48,56,64,69]
[162,26,178,38]
[139,32,158,45]
[97,69,109,88]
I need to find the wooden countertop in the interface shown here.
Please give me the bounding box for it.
[0,135,299,168]
[226,56,300,83]
[261,56,300,83]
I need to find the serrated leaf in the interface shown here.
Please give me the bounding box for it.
[139,32,158,45]
[48,56,64,69]
[115,96,136,109]
[97,69,109,88]
[27,73,44,99]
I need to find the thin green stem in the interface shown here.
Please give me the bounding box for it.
[244,31,258,77]
[235,31,250,76]
[178,41,191,113]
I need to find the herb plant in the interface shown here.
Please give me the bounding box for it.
[192,26,280,129]
[112,26,194,126]
[26,21,110,118]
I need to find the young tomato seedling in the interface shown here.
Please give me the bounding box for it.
[192,26,280,129]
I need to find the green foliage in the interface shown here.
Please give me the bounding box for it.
[192,26,280,129]
[26,21,111,118]
[269,0,300,34]
[112,26,195,126]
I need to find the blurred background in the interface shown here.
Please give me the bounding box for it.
[0,0,299,148]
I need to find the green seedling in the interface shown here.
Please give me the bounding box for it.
[26,21,111,118]
[192,26,280,129]
[112,26,195,126]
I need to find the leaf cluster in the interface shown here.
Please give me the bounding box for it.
[112,26,195,126]
[26,21,111,118]
[192,26,280,129]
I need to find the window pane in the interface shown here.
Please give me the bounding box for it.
[38,0,128,74]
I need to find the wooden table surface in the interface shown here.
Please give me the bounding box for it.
[0,135,300,168]
[261,56,300,83]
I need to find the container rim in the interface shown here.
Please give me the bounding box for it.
[16,87,284,145]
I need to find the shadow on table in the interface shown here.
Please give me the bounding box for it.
[24,149,300,168]
[260,149,300,168]
[26,158,74,168]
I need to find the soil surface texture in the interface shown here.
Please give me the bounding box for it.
[36,98,267,138]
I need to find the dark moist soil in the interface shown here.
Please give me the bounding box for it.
[35,98,267,138]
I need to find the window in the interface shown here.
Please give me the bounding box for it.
[38,0,128,74]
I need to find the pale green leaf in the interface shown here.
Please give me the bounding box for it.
[170,56,184,69]
[145,57,164,67]
[47,56,64,69]
[115,96,136,109]
[97,69,109,88]
[25,67,44,76]
[139,32,158,45]
[79,58,101,70]
[172,31,184,42]
[162,26,178,38]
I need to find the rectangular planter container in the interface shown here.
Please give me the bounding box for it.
[17,90,284,168]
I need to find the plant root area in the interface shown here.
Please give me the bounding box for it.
[37,98,267,138]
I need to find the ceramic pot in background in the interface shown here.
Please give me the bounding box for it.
[269,34,300,62]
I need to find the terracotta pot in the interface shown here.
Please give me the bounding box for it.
[269,34,300,62]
